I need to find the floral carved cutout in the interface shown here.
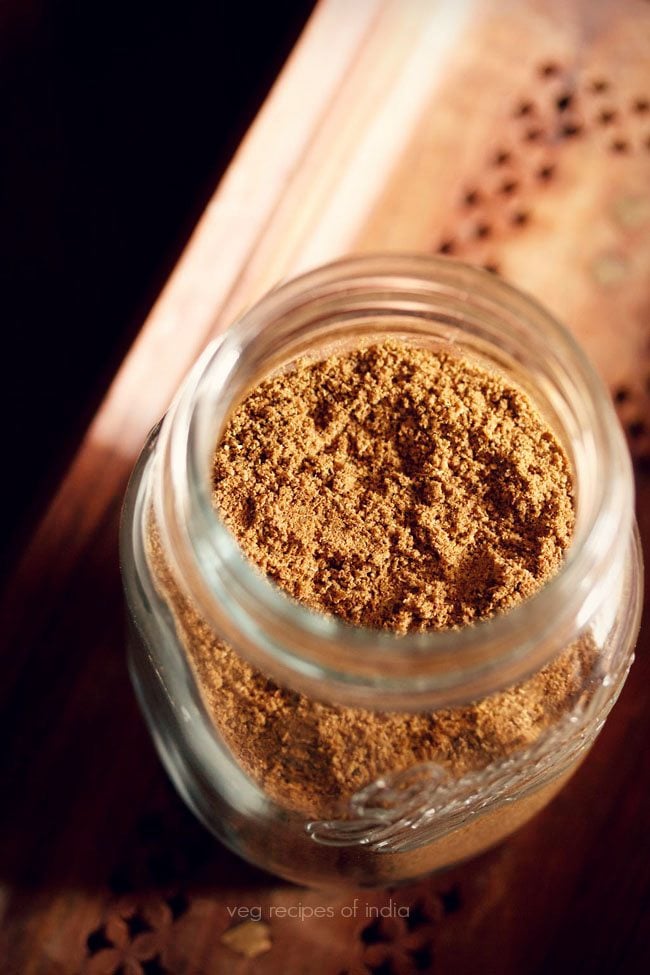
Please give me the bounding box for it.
[83,897,174,975]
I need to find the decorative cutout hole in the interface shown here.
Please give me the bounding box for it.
[126,912,153,939]
[511,210,530,227]
[515,100,535,117]
[483,262,500,274]
[537,163,555,181]
[614,387,630,404]
[539,62,561,78]
[633,97,649,114]
[590,78,610,94]
[167,891,190,920]
[368,961,396,975]
[87,925,114,955]
[437,239,455,255]
[440,885,463,914]
[525,127,544,142]
[405,900,432,932]
[474,222,492,239]
[610,138,629,153]
[561,122,582,138]
[598,108,617,125]
[463,188,481,206]
[141,958,167,975]
[361,918,391,945]
[556,92,574,112]
[493,149,512,166]
[629,420,646,439]
[411,945,434,970]
[499,178,518,195]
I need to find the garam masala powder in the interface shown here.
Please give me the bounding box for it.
[148,341,595,823]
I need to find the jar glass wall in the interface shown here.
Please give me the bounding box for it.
[120,256,642,888]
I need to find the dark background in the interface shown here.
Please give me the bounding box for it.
[0,0,314,575]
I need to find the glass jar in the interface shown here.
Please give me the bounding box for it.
[120,255,642,888]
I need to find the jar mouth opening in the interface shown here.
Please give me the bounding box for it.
[161,254,634,707]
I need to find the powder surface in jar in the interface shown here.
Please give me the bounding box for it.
[148,341,592,820]
[212,342,574,632]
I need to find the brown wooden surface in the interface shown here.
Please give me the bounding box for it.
[1,1,649,972]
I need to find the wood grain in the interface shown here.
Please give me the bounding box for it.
[1,0,649,972]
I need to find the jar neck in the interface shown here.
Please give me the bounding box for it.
[151,255,634,710]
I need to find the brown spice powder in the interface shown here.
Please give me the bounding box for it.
[148,341,595,821]
[213,342,574,631]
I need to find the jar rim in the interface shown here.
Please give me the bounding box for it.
[157,254,634,709]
